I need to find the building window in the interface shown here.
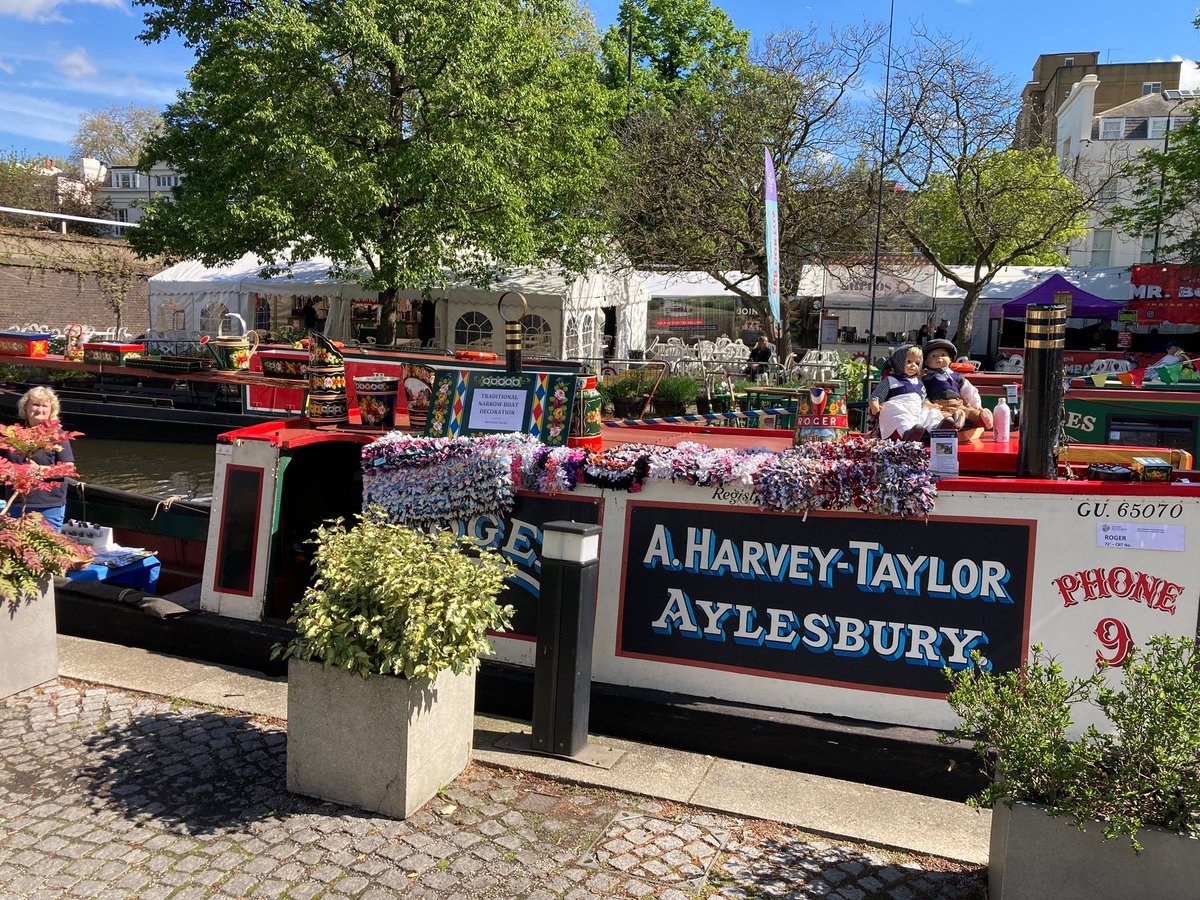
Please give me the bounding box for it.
[113,171,137,189]
[1142,82,1162,96]
[1097,179,1121,203]
[153,175,180,188]
[1099,118,1124,140]
[453,311,493,349]
[1141,234,1156,264]
[1064,57,1074,67]
[520,314,553,357]
[1090,230,1113,266]
[114,208,128,223]
[1148,117,1169,140]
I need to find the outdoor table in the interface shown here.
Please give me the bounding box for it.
[67,553,161,594]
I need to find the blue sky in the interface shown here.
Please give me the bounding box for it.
[1,0,1198,162]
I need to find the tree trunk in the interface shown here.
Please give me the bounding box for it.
[376,286,399,346]
[953,286,982,356]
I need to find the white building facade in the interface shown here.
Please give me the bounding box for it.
[1056,74,1199,269]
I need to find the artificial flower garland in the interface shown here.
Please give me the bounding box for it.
[363,432,936,526]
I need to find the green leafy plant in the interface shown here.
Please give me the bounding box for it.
[277,513,515,680]
[837,353,868,403]
[601,371,651,400]
[652,375,699,403]
[943,637,1200,849]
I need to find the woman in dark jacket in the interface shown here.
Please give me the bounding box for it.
[2,386,73,531]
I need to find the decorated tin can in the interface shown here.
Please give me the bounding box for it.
[306,392,349,426]
[354,374,400,430]
[567,374,602,451]
[308,365,346,393]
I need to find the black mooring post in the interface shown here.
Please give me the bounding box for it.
[530,521,601,757]
[498,291,527,374]
[1017,303,1066,479]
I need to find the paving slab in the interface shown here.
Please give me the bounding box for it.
[52,635,990,867]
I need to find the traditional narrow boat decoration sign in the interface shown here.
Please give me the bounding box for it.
[424,369,577,446]
[617,501,1034,697]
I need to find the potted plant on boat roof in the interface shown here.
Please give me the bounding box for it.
[0,421,90,700]
[651,375,699,417]
[278,511,514,819]
[602,370,651,419]
[942,637,1200,900]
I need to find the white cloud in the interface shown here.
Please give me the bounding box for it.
[0,56,16,75]
[55,46,98,80]
[0,90,82,144]
[0,0,126,24]
[1173,56,1200,91]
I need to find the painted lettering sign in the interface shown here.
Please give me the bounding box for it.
[618,502,1033,696]
[448,492,601,638]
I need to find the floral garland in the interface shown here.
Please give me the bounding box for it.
[754,436,935,519]
[362,432,936,523]
[361,432,540,527]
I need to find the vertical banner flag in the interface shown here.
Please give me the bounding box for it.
[763,148,781,329]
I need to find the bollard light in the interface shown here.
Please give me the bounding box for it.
[530,520,603,758]
[541,521,601,565]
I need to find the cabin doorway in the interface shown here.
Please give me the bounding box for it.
[265,440,364,621]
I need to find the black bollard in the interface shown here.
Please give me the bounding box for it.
[1017,304,1066,479]
[530,521,601,758]
[505,321,522,374]
[498,291,527,374]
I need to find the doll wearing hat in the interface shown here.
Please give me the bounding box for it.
[922,339,993,430]
[867,344,951,441]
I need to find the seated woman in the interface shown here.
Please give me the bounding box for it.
[868,344,952,442]
[922,339,993,430]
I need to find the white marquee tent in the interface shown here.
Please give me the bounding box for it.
[147,252,648,361]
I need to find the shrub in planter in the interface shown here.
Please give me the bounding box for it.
[278,514,514,817]
[945,638,1200,897]
[602,371,651,418]
[944,637,1200,849]
[651,375,699,416]
[0,422,90,699]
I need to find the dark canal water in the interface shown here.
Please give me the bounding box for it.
[71,438,216,501]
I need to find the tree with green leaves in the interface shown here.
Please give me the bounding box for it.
[878,33,1093,350]
[71,104,163,166]
[606,23,882,358]
[130,0,617,344]
[598,0,749,115]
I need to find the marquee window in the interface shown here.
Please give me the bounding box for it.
[520,314,553,357]
[564,315,579,358]
[200,301,229,336]
[453,311,493,348]
[155,300,187,334]
[580,311,596,360]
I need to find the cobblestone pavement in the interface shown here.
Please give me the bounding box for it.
[0,681,986,899]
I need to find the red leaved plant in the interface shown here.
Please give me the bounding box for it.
[0,422,90,605]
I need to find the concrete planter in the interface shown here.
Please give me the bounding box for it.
[1,579,57,699]
[990,800,1200,900]
[286,658,476,819]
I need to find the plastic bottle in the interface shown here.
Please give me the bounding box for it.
[992,397,1011,443]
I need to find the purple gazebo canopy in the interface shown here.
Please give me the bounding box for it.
[992,274,1126,320]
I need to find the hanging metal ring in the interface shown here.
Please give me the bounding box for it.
[497,291,528,325]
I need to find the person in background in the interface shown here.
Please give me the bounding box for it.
[933,319,949,340]
[302,299,319,331]
[1,386,74,532]
[745,335,773,378]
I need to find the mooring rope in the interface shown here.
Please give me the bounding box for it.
[151,495,184,521]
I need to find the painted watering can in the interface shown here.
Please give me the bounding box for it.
[204,313,260,370]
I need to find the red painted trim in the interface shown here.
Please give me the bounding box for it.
[211,463,264,598]
[940,477,1200,496]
